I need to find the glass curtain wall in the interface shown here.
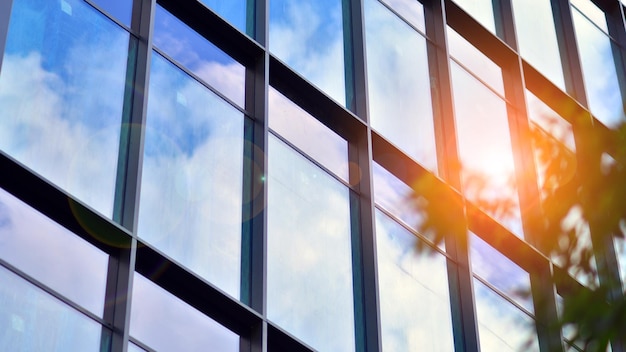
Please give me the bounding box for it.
[0,0,625,351]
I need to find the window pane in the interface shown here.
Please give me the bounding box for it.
[268,87,349,181]
[447,26,504,95]
[269,0,347,106]
[267,135,355,351]
[373,162,423,231]
[511,0,565,89]
[365,0,437,172]
[198,0,249,35]
[451,0,496,34]
[451,62,524,237]
[0,265,102,351]
[571,6,626,128]
[0,188,108,316]
[138,53,244,298]
[0,0,129,217]
[90,0,132,26]
[379,0,426,33]
[153,5,246,107]
[526,91,577,200]
[130,274,239,352]
[470,233,533,313]
[376,210,454,351]
[474,278,539,351]
[570,0,609,33]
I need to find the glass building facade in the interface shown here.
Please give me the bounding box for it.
[0,0,625,351]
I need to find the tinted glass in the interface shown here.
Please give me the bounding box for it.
[0,265,102,351]
[379,0,426,33]
[571,5,626,128]
[138,53,244,298]
[0,0,129,217]
[269,0,347,106]
[366,0,437,172]
[91,0,132,26]
[447,26,504,95]
[451,62,523,237]
[266,135,355,351]
[198,0,249,34]
[526,91,577,199]
[269,87,349,181]
[0,188,108,316]
[470,233,533,313]
[373,162,423,232]
[511,0,565,89]
[474,278,539,351]
[451,0,496,34]
[130,274,239,352]
[153,5,246,107]
[376,210,454,351]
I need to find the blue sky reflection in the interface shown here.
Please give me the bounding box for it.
[138,53,244,299]
[269,0,347,105]
[154,5,246,107]
[0,0,129,216]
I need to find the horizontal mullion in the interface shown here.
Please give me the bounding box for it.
[156,0,264,67]
[0,151,133,255]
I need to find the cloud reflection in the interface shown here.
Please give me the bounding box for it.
[269,0,346,105]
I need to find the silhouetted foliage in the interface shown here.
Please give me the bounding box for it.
[408,113,626,351]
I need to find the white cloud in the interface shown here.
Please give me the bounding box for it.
[137,54,244,299]
[266,136,356,352]
[365,0,438,172]
[375,210,455,351]
[269,0,346,105]
[0,32,128,217]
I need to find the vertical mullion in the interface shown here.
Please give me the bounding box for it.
[551,0,589,105]
[0,0,12,73]
[346,1,382,351]
[105,0,155,351]
[428,2,480,351]
[244,1,269,352]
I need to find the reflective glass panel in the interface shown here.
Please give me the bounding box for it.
[0,0,129,217]
[451,0,496,34]
[130,274,239,352]
[526,91,577,199]
[511,0,565,89]
[128,343,145,352]
[267,135,355,351]
[0,265,102,351]
[470,233,533,313]
[138,52,244,298]
[153,5,246,107]
[376,210,454,351]
[571,5,626,128]
[90,0,132,26]
[570,0,609,33]
[474,278,539,351]
[447,26,504,95]
[365,0,437,172]
[0,188,108,316]
[198,0,249,34]
[269,0,347,106]
[451,62,524,237]
[268,87,349,181]
[379,0,426,33]
[373,162,422,232]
